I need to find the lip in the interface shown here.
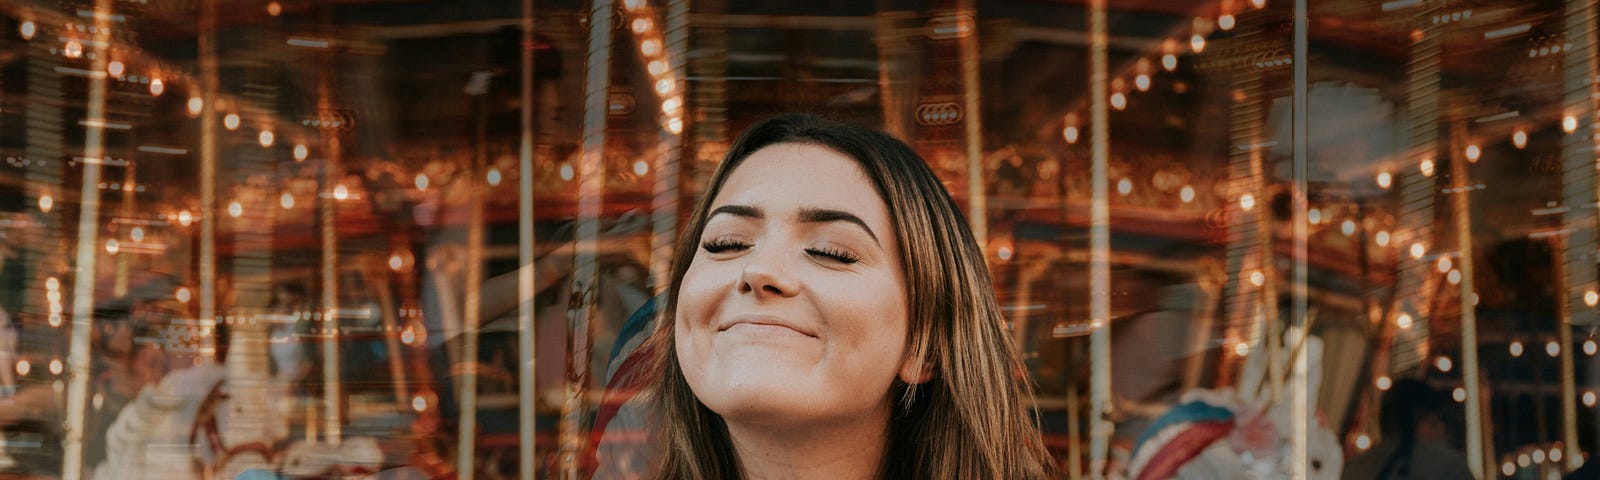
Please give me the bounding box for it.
[716,314,817,338]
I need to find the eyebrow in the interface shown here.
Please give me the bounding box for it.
[707,204,882,246]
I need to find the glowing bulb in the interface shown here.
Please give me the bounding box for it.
[1547,340,1561,357]
[130,226,144,242]
[1420,159,1435,177]
[1397,313,1413,330]
[389,254,404,271]
[1410,243,1426,259]
[1161,54,1178,71]
[667,117,684,134]
[1251,0,1266,8]
[1452,387,1466,402]
[631,18,653,34]
[1179,185,1195,203]
[1219,14,1236,30]
[487,168,502,186]
[1234,342,1250,357]
[293,144,308,161]
[224,113,240,131]
[267,1,282,15]
[280,193,294,209]
[648,60,667,76]
[1586,290,1598,307]
[178,210,194,227]
[1447,269,1461,285]
[1308,208,1322,224]
[1341,219,1356,236]
[641,39,661,56]
[560,164,575,181]
[227,201,242,218]
[1376,376,1392,390]
[1584,339,1597,356]
[1376,230,1391,247]
[1063,125,1080,144]
[1553,448,1564,463]
[633,160,649,175]
[401,327,417,345]
[175,287,192,303]
[48,314,62,327]
[412,395,427,412]
[1520,453,1532,467]
[187,97,203,116]
[150,78,165,96]
[1565,115,1579,133]
[1584,391,1597,407]
[1534,450,1547,464]
[333,184,349,200]
[1436,356,1453,372]
[663,96,682,113]
[1465,144,1480,162]
[64,40,82,59]
[46,277,59,291]
[1250,271,1265,286]
[19,21,36,40]
[1377,171,1392,189]
[39,194,53,213]
[1110,92,1127,110]
[1503,462,1516,476]
[1512,130,1528,149]
[623,0,644,10]
[1240,193,1256,211]
[1134,74,1151,92]
[1117,178,1132,195]
[415,174,429,190]
[1190,34,1206,53]
[1510,340,1524,357]
[1437,257,1452,273]
[49,359,61,375]
[107,61,124,78]
[16,360,30,377]
[655,78,675,95]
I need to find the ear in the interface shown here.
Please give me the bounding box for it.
[898,356,934,385]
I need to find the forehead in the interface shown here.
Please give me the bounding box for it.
[712,143,888,218]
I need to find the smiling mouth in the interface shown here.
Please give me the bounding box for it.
[718,317,816,338]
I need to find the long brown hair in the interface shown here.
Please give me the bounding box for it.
[645,113,1053,479]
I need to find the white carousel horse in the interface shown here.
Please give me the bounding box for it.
[1126,332,1343,480]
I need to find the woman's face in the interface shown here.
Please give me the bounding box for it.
[676,143,919,429]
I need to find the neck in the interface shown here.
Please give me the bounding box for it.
[724,403,891,480]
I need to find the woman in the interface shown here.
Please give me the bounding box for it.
[644,113,1053,479]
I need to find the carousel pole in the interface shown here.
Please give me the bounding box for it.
[874,1,907,140]
[517,0,539,477]
[113,161,135,297]
[1086,0,1112,477]
[1558,0,1599,471]
[1446,118,1487,480]
[316,40,344,448]
[560,0,612,477]
[1221,20,1269,394]
[456,78,490,480]
[1289,0,1310,476]
[651,0,688,289]
[958,0,986,247]
[199,0,220,364]
[61,0,117,477]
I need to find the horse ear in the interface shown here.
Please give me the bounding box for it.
[898,357,933,385]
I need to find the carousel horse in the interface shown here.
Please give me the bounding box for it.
[1126,332,1343,480]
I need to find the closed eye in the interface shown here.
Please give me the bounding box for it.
[805,246,859,264]
[701,238,751,254]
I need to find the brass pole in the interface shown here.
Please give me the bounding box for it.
[1446,119,1486,480]
[1559,0,1599,471]
[1087,0,1113,477]
[560,0,612,477]
[958,0,986,247]
[518,0,540,477]
[62,0,116,477]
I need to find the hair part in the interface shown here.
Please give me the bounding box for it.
[645,113,1053,479]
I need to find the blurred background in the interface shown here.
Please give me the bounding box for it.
[0,0,1597,478]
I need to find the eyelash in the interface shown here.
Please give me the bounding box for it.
[699,239,860,264]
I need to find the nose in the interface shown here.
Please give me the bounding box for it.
[739,247,800,298]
